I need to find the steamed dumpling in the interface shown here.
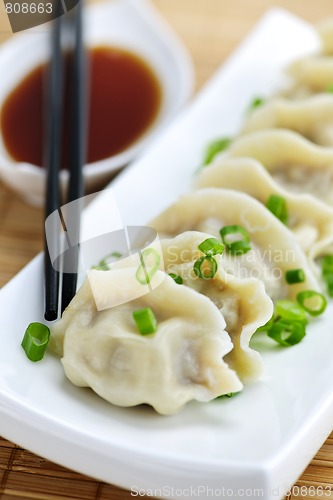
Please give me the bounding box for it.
[282,17,333,97]
[282,18,333,97]
[51,269,242,415]
[286,56,333,97]
[150,188,320,301]
[282,25,333,99]
[225,129,333,206]
[158,231,273,381]
[194,157,333,266]
[318,18,333,55]
[110,231,273,381]
[241,95,333,147]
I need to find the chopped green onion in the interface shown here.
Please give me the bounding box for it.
[193,255,218,279]
[248,96,264,111]
[21,323,50,362]
[198,237,224,256]
[267,319,306,346]
[132,307,157,335]
[322,255,333,273]
[92,251,123,270]
[255,314,274,333]
[92,258,110,271]
[321,256,333,297]
[136,248,160,285]
[285,269,306,284]
[228,240,252,255]
[323,273,333,297]
[215,392,239,399]
[275,300,308,322]
[266,195,288,225]
[220,225,250,244]
[220,225,251,255]
[169,273,183,285]
[296,291,327,316]
[203,137,232,165]
[110,251,122,259]
[327,84,333,93]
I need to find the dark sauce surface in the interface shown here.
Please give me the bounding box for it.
[0,46,162,168]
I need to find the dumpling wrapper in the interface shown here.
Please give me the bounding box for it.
[281,31,333,98]
[241,95,333,147]
[51,269,242,415]
[150,188,320,302]
[194,157,333,267]
[318,18,333,55]
[160,231,273,382]
[224,129,333,207]
[272,21,332,97]
[113,231,273,382]
[287,57,333,95]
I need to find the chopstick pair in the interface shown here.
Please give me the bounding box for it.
[44,0,86,322]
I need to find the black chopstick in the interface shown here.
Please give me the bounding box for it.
[44,0,86,321]
[44,0,64,322]
[61,0,86,313]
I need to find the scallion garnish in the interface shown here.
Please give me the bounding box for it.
[111,251,122,259]
[92,258,110,271]
[259,292,325,347]
[132,307,157,335]
[255,314,274,333]
[275,300,308,323]
[136,248,160,285]
[193,255,218,279]
[220,225,250,244]
[228,240,252,255]
[21,323,50,362]
[248,96,264,111]
[296,291,327,316]
[220,225,251,255]
[323,273,333,297]
[267,319,306,347]
[203,137,232,165]
[215,392,239,399]
[321,255,333,297]
[285,269,306,285]
[92,251,123,270]
[169,273,183,284]
[322,255,333,273]
[327,84,333,93]
[198,237,224,256]
[266,195,288,225]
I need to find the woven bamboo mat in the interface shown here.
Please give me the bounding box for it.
[0,437,128,499]
[0,1,333,499]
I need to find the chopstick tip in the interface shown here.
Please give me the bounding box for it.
[44,309,58,322]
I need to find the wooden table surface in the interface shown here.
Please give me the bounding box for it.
[0,1,333,499]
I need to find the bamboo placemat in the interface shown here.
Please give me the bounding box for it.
[0,1,333,499]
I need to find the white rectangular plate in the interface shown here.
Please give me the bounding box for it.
[0,8,332,500]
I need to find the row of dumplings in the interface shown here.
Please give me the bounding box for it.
[51,20,333,415]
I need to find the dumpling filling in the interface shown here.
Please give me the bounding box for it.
[273,165,333,205]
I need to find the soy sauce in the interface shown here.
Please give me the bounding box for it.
[0,46,162,168]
